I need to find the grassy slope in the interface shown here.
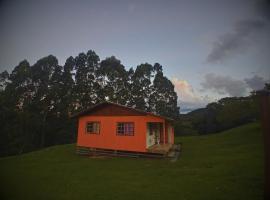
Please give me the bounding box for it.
[0,122,264,200]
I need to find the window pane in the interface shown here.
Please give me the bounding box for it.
[86,122,100,134]
[117,122,134,136]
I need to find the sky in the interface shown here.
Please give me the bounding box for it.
[0,0,270,112]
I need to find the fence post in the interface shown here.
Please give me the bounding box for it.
[258,90,270,200]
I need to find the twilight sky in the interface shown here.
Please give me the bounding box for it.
[0,0,270,112]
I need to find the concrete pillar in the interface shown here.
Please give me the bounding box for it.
[163,121,166,144]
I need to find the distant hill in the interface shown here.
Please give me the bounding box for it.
[180,108,197,114]
[176,96,259,135]
[0,122,263,200]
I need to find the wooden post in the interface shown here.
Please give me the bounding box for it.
[258,90,270,200]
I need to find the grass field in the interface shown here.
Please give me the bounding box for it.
[0,122,264,200]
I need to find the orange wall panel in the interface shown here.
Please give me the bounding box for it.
[77,115,165,152]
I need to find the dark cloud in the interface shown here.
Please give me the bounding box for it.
[201,73,270,96]
[201,73,248,96]
[206,19,266,63]
[244,75,269,90]
[206,0,270,63]
[255,0,270,20]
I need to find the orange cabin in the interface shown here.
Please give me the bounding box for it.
[73,102,174,153]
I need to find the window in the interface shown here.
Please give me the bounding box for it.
[117,122,134,136]
[86,122,100,134]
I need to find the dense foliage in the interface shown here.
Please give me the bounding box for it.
[0,50,179,156]
[175,94,262,135]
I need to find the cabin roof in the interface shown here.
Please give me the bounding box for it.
[71,101,174,121]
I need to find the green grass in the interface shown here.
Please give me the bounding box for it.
[0,122,264,200]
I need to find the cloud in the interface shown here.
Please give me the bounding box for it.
[206,0,270,63]
[206,19,266,63]
[244,75,270,90]
[255,0,270,21]
[172,74,269,112]
[172,78,197,102]
[201,73,269,96]
[201,73,248,96]
[171,78,211,110]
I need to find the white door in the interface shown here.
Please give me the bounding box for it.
[146,124,155,148]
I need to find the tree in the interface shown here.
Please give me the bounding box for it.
[189,96,260,135]
[151,69,179,119]
[149,63,162,113]
[98,56,129,105]
[61,56,75,114]
[0,70,9,91]
[30,55,60,148]
[48,64,64,116]
[86,50,102,104]
[0,60,38,155]
[126,68,135,107]
[5,60,32,109]
[74,52,88,110]
[130,63,153,110]
[74,50,100,110]
[216,97,259,130]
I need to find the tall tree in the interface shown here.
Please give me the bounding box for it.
[149,63,163,113]
[86,50,102,104]
[5,60,34,110]
[74,50,100,110]
[98,56,129,105]
[152,69,179,119]
[1,60,38,155]
[30,55,59,147]
[0,70,9,91]
[131,63,153,110]
[74,52,88,110]
[61,56,75,114]
[126,68,135,107]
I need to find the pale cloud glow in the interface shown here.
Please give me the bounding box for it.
[171,78,212,111]
[172,78,198,102]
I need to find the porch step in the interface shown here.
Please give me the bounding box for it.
[147,144,173,154]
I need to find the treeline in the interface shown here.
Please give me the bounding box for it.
[175,87,269,135]
[0,50,179,156]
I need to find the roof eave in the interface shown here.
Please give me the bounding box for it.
[70,101,175,121]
